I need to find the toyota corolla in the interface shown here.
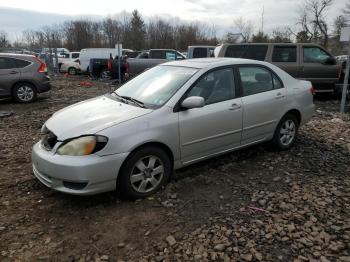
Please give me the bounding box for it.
[32,58,315,199]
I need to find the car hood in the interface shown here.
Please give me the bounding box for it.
[45,95,153,140]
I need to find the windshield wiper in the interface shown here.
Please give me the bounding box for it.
[122,96,146,108]
[113,93,128,104]
[114,93,146,108]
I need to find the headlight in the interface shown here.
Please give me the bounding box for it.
[57,135,108,156]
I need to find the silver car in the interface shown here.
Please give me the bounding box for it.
[32,58,315,198]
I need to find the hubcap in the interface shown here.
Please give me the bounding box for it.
[69,68,76,75]
[17,86,34,101]
[130,156,164,193]
[101,70,110,79]
[279,120,296,146]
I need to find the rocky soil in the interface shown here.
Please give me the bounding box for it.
[0,75,349,261]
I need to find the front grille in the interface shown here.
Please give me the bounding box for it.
[42,131,57,151]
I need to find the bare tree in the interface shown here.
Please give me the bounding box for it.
[298,0,334,47]
[0,31,10,48]
[271,27,293,43]
[234,17,253,42]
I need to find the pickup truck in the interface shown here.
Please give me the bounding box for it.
[127,49,186,77]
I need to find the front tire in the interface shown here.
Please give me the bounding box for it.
[13,83,37,103]
[118,147,171,199]
[272,114,299,150]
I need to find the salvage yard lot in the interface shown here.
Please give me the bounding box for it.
[0,76,349,261]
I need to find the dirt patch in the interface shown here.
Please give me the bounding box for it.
[0,76,349,261]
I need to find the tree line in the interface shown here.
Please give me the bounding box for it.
[0,0,349,54]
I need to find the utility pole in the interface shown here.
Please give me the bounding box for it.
[340,27,350,114]
[261,5,265,34]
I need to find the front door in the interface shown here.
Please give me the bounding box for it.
[300,46,339,90]
[178,67,243,164]
[237,65,287,145]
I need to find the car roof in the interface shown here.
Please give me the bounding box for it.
[164,58,272,69]
[219,42,322,47]
[0,53,36,59]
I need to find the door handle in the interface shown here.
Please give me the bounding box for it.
[229,103,242,110]
[9,71,18,74]
[275,93,285,99]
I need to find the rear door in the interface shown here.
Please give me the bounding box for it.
[238,65,287,145]
[0,57,20,96]
[300,46,339,89]
[271,45,300,78]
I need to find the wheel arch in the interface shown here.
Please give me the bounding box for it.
[117,141,175,182]
[284,109,302,125]
[11,81,37,95]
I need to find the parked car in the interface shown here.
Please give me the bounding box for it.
[127,49,186,77]
[60,59,81,75]
[187,46,215,58]
[0,53,50,103]
[89,57,127,80]
[79,48,134,73]
[32,58,314,198]
[57,52,80,69]
[215,43,341,94]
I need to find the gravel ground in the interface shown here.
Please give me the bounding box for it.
[0,75,349,262]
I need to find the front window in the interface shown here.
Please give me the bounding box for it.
[185,68,236,105]
[115,66,198,108]
[303,47,330,63]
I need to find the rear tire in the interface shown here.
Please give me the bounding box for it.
[271,113,299,150]
[68,67,77,75]
[100,69,111,80]
[118,147,171,200]
[13,83,37,103]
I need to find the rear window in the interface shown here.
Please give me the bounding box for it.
[192,48,207,58]
[272,46,297,62]
[150,50,165,59]
[72,53,80,59]
[14,59,31,68]
[225,45,268,61]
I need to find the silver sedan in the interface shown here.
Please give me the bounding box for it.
[32,58,315,198]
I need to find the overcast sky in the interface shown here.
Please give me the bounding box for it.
[0,0,345,40]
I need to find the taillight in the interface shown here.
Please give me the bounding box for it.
[310,86,315,95]
[32,56,47,73]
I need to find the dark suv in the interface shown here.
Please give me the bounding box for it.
[215,43,341,94]
[0,53,50,103]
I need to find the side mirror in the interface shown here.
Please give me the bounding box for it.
[181,96,205,109]
[324,57,336,65]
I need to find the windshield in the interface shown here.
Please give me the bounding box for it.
[115,65,198,108]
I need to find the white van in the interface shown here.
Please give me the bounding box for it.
[79,48,120,72]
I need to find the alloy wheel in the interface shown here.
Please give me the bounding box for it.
[17,86,34,102]
[279,120,296,146]
[130,155,164,193]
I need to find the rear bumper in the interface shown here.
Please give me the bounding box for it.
[301,103,315,126]
[36,78,51,93]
